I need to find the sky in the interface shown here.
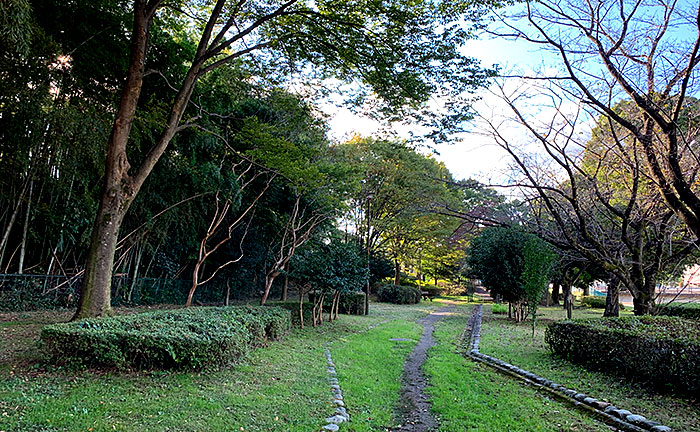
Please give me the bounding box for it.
[321,33,553,183]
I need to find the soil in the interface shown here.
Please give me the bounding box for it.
[394,304,456,431]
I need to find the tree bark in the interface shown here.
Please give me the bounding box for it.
[551,280,560,305]
[18,180,33,274]
[563,282,573,319]
[280,273,288,301]
[603,277,620,317]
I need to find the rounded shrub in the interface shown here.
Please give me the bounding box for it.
[376,284,421,304]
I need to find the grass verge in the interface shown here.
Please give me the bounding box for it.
[0,301,442,431]
[479,305,700,432]
[424,304,608,431]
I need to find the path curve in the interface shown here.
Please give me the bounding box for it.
[394,304,456,431]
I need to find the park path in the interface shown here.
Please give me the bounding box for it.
[394,303,456,431]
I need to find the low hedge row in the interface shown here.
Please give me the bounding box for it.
[545,316,699,394]
[580,295,625,310]
[41,306,291,370]
[656,302,700,320]
[376,284,421,304]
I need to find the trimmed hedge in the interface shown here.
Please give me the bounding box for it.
[492,303,508,315]
[581,295,625,310]
[656,302,700,320]
[545,316,699,394]
[376,284,421,304]
[41,306,291,370]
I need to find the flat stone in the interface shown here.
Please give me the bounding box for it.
[650,426,672,432]
[564,389,577,398]
[603,405,617,414]
[573,393,587,402]
[583,397,597,405]
[329,378,339,384]
[333,399,345,407]
[591,401,610,410]
[335,407,349,418]
[612,409,632,419]
[322,424,340,431]
[330,384,340,390]
[325,415,348,424]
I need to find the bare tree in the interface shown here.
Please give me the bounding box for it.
[186,161,275,307]
[260,194,329,305]
[479,78,696,314]
[489,0,700,237]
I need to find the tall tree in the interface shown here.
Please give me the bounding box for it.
[72,0,494,318]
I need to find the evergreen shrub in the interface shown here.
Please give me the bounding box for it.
[545,316,699,394]
[41,306,291,370]
[656,302,700,320]
[376,284,421,304]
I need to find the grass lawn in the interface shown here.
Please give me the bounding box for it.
[424,304,608,432]
[479,304,700,432]
[0,301,443,432]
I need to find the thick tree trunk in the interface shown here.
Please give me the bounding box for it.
[583,285,590,296]
[73,196,126,319]
[603,277,620,317]
[551,280,560,305]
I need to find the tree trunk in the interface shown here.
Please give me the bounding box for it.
[603,277,620,317]
[73,196,126,319]
[583,285,590,296]
[551,280,560,305]
[394,258,400,285]
[563,282,573,319]
[632,292,653,315]
[280,273,288,301]
[225,278,231,306]
[260,271,279,305]
[18,180,33,274]
[298,287,305,329]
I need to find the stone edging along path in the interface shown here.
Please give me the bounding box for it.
[321,318,395,431]
[464,305,672,432]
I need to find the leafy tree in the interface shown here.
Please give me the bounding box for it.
[69,0,495,318]
[469,227,550,322]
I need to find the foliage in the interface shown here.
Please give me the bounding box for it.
[492,303,508,314]
[581,295,625,310]
[522,236,554,335]
[545,316,699,395]
[468,227,535,304]
[376,284,421,304]
[423,285,445,298]
[290,234,368,295]
[41,306,291,369]
[656,302,700,320]
[308,291,366,315]
[479,306,698,431]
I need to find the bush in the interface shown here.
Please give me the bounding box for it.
[581,295,625,310]
[268,301,315,325]
[656,302,700,320]
[492,303,508,314]
[41,306,291,370]
[376,284,421,304]
[545,316,699,394]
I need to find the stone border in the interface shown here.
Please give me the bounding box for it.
[322,343,349,431]
[320,318,395,431]
[464,305,672,432]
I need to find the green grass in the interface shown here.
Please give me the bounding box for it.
[0,301,443,431]
[424,305,608,431]
[333,320,422,431]
[479,305,700,432]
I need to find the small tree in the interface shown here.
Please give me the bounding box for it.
[522,237,554,337]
